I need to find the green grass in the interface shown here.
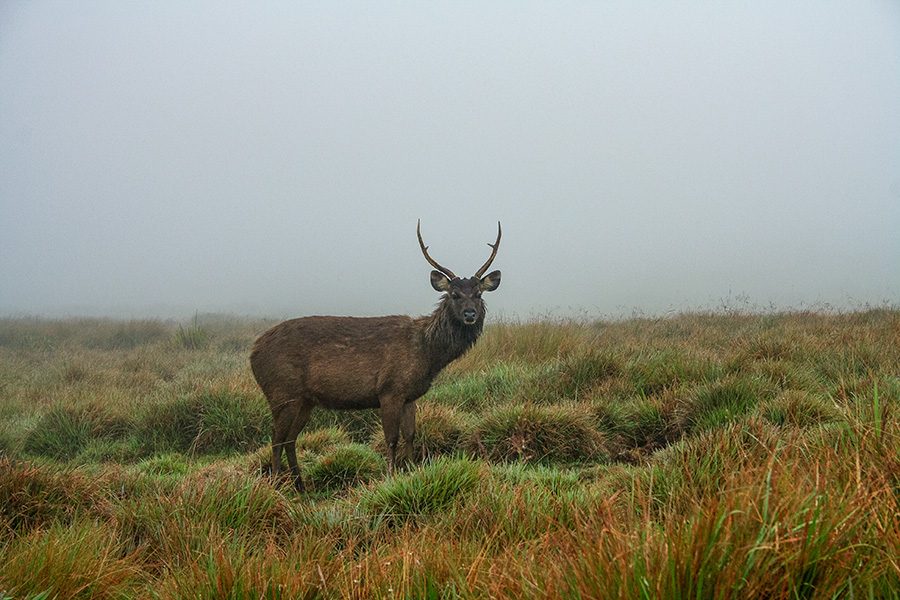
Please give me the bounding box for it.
[174,314,209,350]
[759,390,842,427]
[426,362,526,410]
[0,310,898,598]
[678,375,774,433]
[305,443,385,491]
[0,521,142,599]
[468,402,607,464]
[22,405,131,461]
[597,392,674,456]
[358,457,482,526]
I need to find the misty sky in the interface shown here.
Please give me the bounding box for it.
[1,2,899,320]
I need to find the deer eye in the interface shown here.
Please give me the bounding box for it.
[451,291,461,300]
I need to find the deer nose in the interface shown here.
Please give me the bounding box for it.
[463,308,477,321]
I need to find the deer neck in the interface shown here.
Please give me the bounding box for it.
[420,298,484,374]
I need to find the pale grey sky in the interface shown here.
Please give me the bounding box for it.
[1,1,898,319]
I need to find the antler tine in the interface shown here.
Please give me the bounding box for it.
[474,221,502,278]
[417,219,457,279]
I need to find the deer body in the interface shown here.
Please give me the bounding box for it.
[251,310,481,410]
[250,222,501,489]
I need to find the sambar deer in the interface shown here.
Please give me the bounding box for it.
[250,221,501,489]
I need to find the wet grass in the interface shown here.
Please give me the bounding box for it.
[0,310,897,598]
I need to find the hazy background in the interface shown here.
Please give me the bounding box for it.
[2,1,898,320]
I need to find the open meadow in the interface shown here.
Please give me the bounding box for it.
[0,310,897,599]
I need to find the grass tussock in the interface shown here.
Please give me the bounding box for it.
[297,426,351,454]
[0,310,898,598]
[0,521,143,599]
[22,404,130,461]
[469,402,607,464]
[112,469,299,565]
[136,388,271,456]
[548,348,621,396]
[427,362,526,410]
[0,458,104,533]
[305,443,385,492]
[760,390,843,427]
[155,537,333,600]
[174,314,209,350]
[595,392,676,457]
[627,349,718,396]
[676,375,775,433]
[524,427,899,598]
[305,407,382,443]
[359,457,483,526]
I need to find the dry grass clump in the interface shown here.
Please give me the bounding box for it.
[0,521,143,599]
[0,458,105,534]
[468,402,608,464]
[759,390,843,427]
[153,536,335,600]
[297,426,352,454]
[305,443,385,492]
[508,422,899,598]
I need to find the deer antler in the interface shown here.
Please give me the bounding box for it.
[474,221,502,278]
[417,220,457,279]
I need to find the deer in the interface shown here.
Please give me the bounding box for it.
[250,220,501,490]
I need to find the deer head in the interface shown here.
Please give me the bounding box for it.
[417,220,502,326]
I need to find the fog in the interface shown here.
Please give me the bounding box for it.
[2,1,898,320]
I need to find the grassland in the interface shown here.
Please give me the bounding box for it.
[0,310,897,599]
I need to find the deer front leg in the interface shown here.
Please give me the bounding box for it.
[381,396,404,476]
[399,401,416,467]
[379,395,404,476]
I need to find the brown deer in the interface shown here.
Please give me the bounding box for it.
[250,220,501,489]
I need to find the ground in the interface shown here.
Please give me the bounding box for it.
[0,310,897,598]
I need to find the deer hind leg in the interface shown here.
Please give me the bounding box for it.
[269,395,303,484]
[399,401,416,468]
[284,402,313,491]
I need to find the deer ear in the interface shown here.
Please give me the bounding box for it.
[479,270,501,292]
[430,270,451,292]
